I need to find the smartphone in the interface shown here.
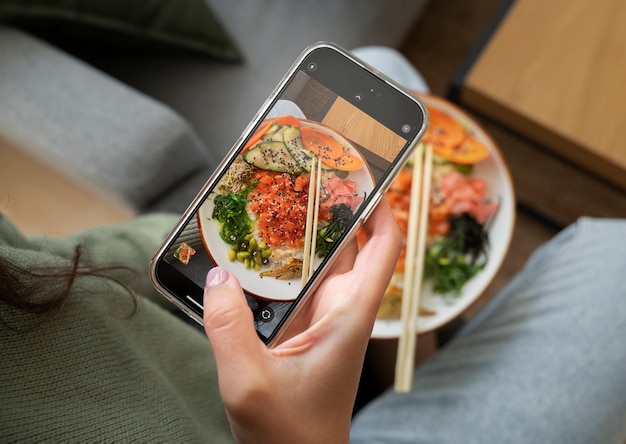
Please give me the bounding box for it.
[150,42,428,346]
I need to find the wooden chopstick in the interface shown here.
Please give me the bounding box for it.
[394,142,433,392]
[308,158,323,278]
[301,157,321,287]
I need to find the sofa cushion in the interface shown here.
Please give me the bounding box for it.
[0,26,219,210]
[0,0,240,60]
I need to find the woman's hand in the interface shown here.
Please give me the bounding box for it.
[203,200,402,444]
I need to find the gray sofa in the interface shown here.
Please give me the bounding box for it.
[0,0,429,215]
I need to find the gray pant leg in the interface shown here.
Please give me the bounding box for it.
[351,218,626,444]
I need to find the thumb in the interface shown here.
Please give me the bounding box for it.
[203,267,264,364]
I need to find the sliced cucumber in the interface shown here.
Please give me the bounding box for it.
[243,141,303,174]
[283,125,316,171]
[263,124,284,142]
[283,125,333,173]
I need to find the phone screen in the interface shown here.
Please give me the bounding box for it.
[152,45,426,345]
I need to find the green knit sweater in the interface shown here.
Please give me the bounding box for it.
[0,214,233,443]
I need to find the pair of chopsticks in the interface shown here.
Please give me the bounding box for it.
[301,157,323,287]
[394,142,433,393]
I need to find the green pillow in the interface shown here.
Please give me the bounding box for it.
[0,0,241,60]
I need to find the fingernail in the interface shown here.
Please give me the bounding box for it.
[205,267,229,290]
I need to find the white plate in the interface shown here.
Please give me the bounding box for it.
[371,93,515,338]
[198,119,375,301]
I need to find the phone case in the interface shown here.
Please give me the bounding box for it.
[150,42,428,346]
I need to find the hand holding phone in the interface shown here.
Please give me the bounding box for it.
[202,200,403,443]
[150,42,427,346]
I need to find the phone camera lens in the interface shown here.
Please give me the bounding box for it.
[307,62,317,71]
[401,124,411,134]
[370,88,383,99]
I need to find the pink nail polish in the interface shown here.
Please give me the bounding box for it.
[205,267,229,290]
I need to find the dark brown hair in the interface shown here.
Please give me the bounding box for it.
[0,244,138,328]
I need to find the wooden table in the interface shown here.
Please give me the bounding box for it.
[455,0,626,191]
[0,138,134,237]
